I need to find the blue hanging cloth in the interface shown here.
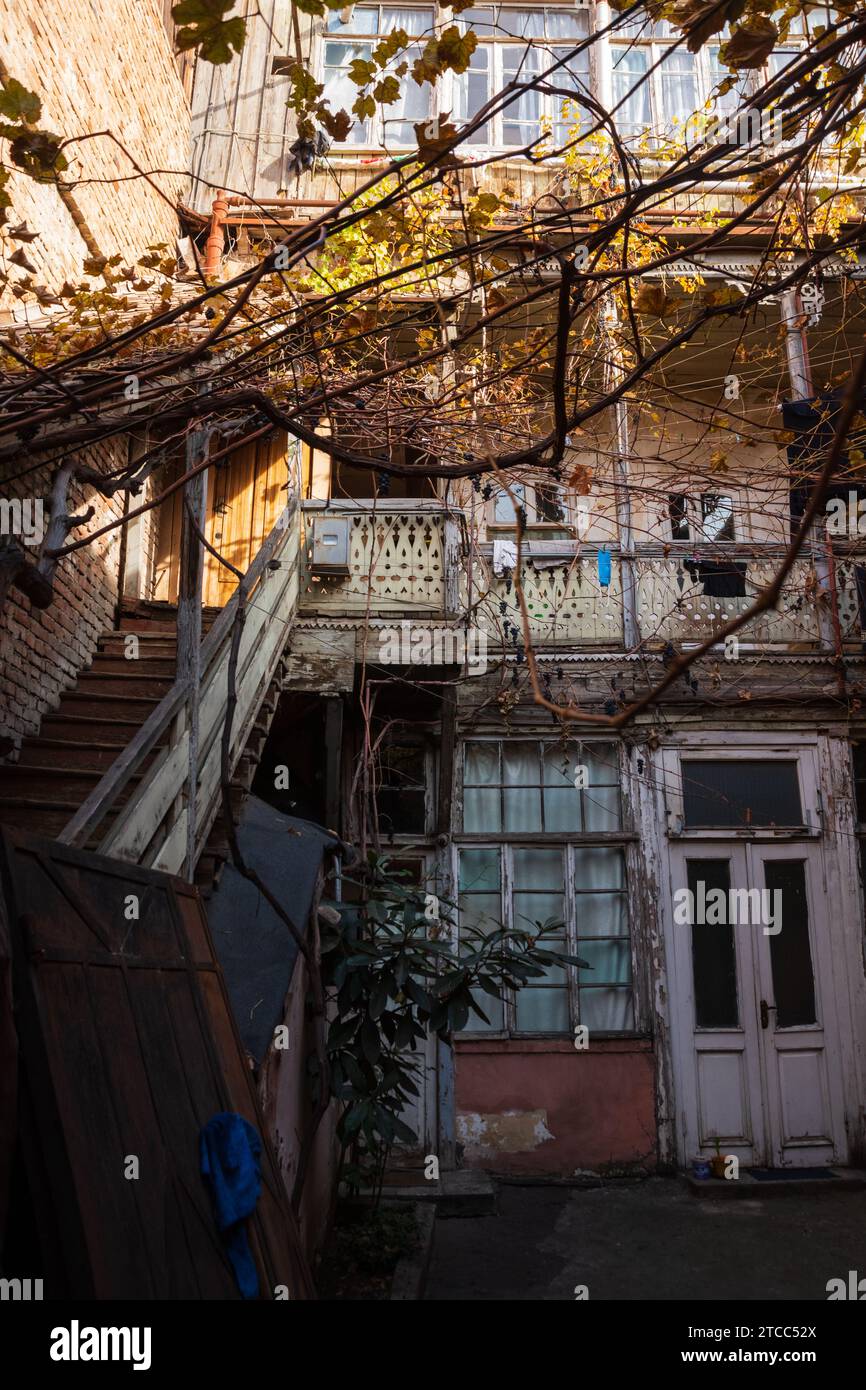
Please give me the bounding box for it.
[597,546,611,589]
[200,1112,263,1299]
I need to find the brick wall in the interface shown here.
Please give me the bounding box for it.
[0,443,126,750]
[0,1,192,750]
[0,0,191,290]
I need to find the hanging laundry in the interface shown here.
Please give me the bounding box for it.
[597,546,611,588]
[492,538,518,576]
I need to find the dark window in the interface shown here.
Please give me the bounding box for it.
[682,759,803,829]
[535,483,567,524]
[765,861,816,1027]
[688,859,739,1028]
[376,743,427,836]
[687,558,747,598]
[669,493,690,540]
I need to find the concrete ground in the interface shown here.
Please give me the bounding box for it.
[424,1178,866,1300]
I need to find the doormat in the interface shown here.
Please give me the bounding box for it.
[748,1167,836,1181]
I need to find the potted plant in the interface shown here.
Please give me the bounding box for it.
[710,1138,730,1179]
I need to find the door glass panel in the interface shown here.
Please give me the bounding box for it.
[765,861,817,1026]
[688,859,739,1027]
[682,759,803,828]
[459,848,504,1030]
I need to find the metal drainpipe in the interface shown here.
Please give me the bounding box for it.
[204,190,228,277]
[779,288,842,666]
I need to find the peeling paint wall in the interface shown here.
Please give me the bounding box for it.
[455,1041,656,1175]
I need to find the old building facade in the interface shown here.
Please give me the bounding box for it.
[2,0,866,1192]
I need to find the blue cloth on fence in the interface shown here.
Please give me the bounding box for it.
[597,546,611,588]
[200,1112,262,1299]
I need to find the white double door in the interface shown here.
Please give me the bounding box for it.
[667,840,847,1168]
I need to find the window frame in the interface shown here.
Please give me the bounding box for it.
[316,2,594,153]
[455,736,637,1038]
[663,744,821,840]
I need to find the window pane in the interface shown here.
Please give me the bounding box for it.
[455,45,491,143]
[583,784,621,831]
[578,938,631,983]
[682,760,803,829]
[699,493,735,541]
[573,846,625,890]
[514,892,563,928]
[551,47,592,141]
[659,49,697,129]
[512,846,561,889]
[611,45,651,136]
[323,42,375,143]
[543,785,582,831]
[382,6,433,34]
[546,10,589,39]
[464,787,501,831]
[584,744,619,784]
[502,47,543,145]
[459,846,500,892]
[457,6,496,33]
[543,744,576,785]
[577,891,628,937]
[688,859,739,1027]
[498,8,545,38]
[504,787,543,831]
[465,741,499,784]
[503,741,539,783]
[381,53,430,143]
[493,480,525,519]
[516,984,569,1032]
[328,6,378,31]
[765,861,816,1026]
[580,987,633,1031]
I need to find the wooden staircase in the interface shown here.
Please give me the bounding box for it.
[0,608,283,895]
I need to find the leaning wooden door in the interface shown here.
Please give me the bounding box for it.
[747,843,847,1166]
[0,830,314,1299]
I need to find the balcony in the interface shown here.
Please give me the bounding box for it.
[299,501,453,618]
[296,503,865,655]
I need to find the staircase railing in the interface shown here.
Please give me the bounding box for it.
[59,500,300,876]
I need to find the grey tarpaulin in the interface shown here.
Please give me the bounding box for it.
[206,797,335,1062]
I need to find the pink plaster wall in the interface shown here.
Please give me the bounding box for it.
[455,1039,657,1175]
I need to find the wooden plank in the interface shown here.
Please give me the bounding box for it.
[0,831,313,1299]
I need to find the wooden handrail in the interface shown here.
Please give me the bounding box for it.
[59,501,298,851]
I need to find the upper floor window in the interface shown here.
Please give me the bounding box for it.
[323,5,435,146]
[610,16,745,142]
[454,5,591,149]
[322,4,591,150]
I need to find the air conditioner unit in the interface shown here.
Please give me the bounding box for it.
[310,516,350,573]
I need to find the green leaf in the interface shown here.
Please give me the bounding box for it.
[172,1,247,63]
[0,78,42,124]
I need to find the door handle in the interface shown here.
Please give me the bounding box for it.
[760,999,777,1029]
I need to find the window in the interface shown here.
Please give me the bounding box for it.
[681,759,804,829]
[666,492,736,542]
[455,6,592,150]
[491,479,570,527]
[376,740,429,835]
[458,739,632,1035]
[322,5,434,146]
[610,16,743,144]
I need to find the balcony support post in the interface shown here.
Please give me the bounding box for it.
[603,297,639,648]
[780,288,835,650]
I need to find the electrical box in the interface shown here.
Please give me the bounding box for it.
[310,516,350,573]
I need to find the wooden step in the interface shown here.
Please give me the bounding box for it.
[75,672,174,698]
[88,656,177,677]
[41,714,166,743]
[57,692,164,721]
[16,740,161,773]
[0,764,144,801]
